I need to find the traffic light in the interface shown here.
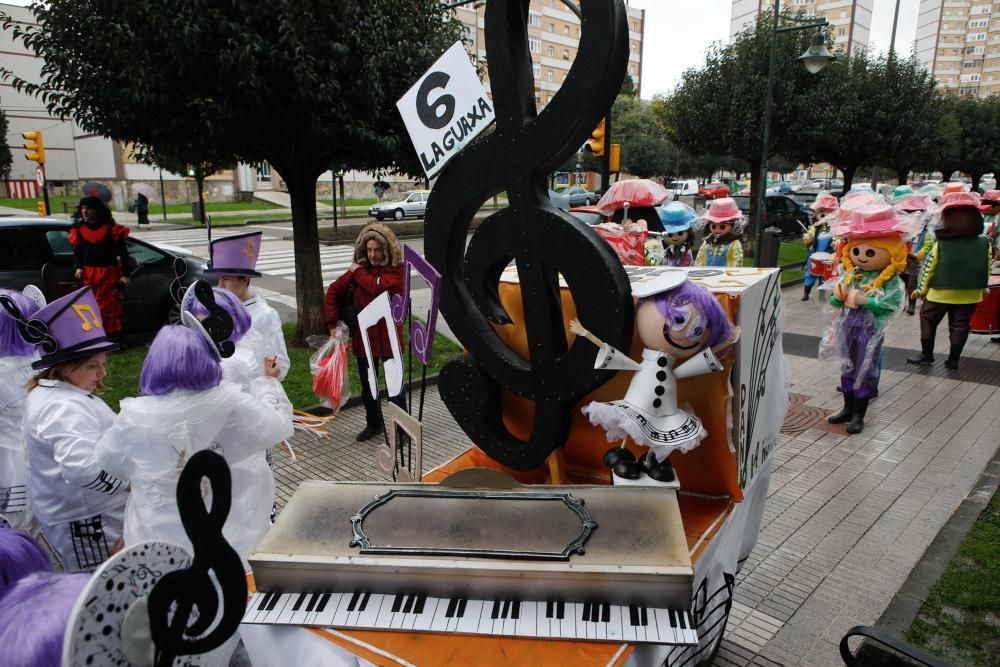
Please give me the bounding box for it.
[22,131,45,164]
[585,119,606,157]
[609,144,621,173]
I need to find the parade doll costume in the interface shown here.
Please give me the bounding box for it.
[0,287,45,531]
[95,282,293,566]
[802,193,839,300]
[695,197,745,267]
[824,205,911,434]
[206,232,291,381]
[657,202,696,267]
[577,271,737,481]
[6,287,127,571]
[895,193,933,315]
[907,192,991,370]
[68,196,133,335]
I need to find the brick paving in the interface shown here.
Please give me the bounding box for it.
[271,284,1000,666]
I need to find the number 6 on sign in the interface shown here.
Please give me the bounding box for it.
[357,292,404,400]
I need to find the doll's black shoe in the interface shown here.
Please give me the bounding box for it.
[828,392,854,424]
[603,447,634,469]
[645,457,676,483]
[612,458,641,480]
[847,398,869,434]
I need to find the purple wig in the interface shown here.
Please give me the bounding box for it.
[186,287,251,343]
[0,571,89,667]
[640,280,734,349]
[0,289,41,358]
[139,325,222,396]
[0,527,52,600]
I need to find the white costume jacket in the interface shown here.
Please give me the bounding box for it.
[0,356,37,528]
[95,381,293,564]
[22,379,127,570]
[582,346,723,461]
[244,288,290,381]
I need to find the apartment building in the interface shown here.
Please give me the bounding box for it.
[916,0,1000,96]
[730,0,874,54]
[453,0,646,106]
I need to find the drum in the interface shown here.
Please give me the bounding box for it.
[809,252,836,281]
[970,274,1000,334]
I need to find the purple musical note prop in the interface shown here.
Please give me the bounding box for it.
[391,244,443,365]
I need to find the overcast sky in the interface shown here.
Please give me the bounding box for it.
[2,0,921,100]
[629,0,921,98]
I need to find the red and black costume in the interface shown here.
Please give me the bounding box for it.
[68,217,133,334]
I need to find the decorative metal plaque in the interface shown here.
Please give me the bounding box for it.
[350,489,597,561]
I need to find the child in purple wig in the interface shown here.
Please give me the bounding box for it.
[0,571,89,666]
[0,289,42,531]
[0,526,51,600]
[95,323,293,566]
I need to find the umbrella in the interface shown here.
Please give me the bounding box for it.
[81,182,112,203]
[596,179,671,215]
[131,182,160,202]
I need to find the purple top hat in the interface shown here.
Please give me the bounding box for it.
[204,231,263,277]
[0,286,118,369]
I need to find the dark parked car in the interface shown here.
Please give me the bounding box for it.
[0,218,207,336]
[731,195,811,237]
[567,205,607,226]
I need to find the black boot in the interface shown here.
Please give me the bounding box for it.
[847,397,870,434]
[906,339,934,365]
[828,392,854,424]
[945,347,961,370]
[801,284,812,301]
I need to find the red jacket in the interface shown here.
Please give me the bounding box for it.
[324,262,404,358]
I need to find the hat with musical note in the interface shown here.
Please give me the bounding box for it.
[204,231,263,277]
[0,286,118,370]
[180,281,236,359]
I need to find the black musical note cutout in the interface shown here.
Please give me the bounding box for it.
[183,280,236,359]
[147,450,247,666]
[0,294,59,354]
[423,0,634,470]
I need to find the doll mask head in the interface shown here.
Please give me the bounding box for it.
[664,230,690,248]
[937,206,984,240]
[847,242,891,272]
[636,280,734,361]
[708,221,735,241]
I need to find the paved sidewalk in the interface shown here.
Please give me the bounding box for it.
[270,284,1000,666]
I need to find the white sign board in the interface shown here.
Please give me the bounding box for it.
[35,166,45,188]
[397,41,495,179]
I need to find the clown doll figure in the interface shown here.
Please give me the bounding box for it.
[802,193,839,301]
[571,271,739,485]
[695,197,745,267]
[656,202,697,267]
[825,205,910,434]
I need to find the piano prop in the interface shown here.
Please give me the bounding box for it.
[241,0,787,664]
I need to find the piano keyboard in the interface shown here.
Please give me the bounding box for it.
[242,591,699,645]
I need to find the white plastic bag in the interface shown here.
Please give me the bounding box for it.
[308,323,351,412]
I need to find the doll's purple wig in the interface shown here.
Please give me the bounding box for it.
[0,289,41,358]
[186,287,251,343]
[0,571,89,667]
[0,527,52,600]
[139,325,222,396]
[640,279,734,349]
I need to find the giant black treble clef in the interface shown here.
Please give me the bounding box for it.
[424,0,633,471]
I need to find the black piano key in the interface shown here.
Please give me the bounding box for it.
[316,593,331,613]
[581,602,591,621]
[293,593,308,612]
[628,605,639,626]
[457,598,468,617]
[640,607,649,626]
[602,603,611,623]
[413,594,426,614]
[445,598,457,618]
[511,600,520,620]
[346,592,360,612]
[402,595,415,614]
[267,593,280,611]
[305,594,318,612]
[591,603,601,623]
[668,608,678,627]
[502,600,511,619]
[557,601,565,619]
[391,595,403,613]
[545,600,554,618]
[360,593,371,611]
[257,593,272,611]
[678,609,687,629]
[490,600,499,619]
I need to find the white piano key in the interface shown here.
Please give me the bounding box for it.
[682,610,698,645]
[243,592,267,623]
[263,593,294,624]
[413,597,443,632]
[501,600,518,637]
[312,593,342,627]
[653,608,676,645]
[561,602,579,639]
[288,593,315,625]
[633,607,647,643]
[606,604,623,641]
[534,601,552,638]
[515,600,538,638]
[430,598,452,632]
[456,599,484,635]
[330,593,353,627]
[622,608,638,643]
[356,593,386,629]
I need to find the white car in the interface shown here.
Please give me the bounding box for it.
[369,190,431,221]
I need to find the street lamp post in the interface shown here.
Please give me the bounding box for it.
[754,3,834,267]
